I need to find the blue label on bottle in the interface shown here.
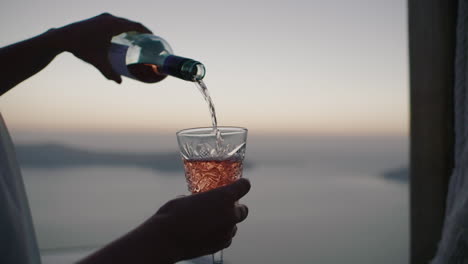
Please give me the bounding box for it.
[108,43,134,78]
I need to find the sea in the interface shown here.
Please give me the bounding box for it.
[11,131,409,264]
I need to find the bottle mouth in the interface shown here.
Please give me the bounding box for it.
[181,60,206,81]
[161,55,206,81]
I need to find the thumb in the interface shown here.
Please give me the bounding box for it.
[211,178,251,205]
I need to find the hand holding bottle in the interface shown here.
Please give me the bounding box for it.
[0,13,151,93]
[0,12,204,95]
[51,13,152,83]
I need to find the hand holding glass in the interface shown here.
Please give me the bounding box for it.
[177,127,248,264]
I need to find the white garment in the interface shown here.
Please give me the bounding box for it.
[431,0,468,262]
[0,113,41,264]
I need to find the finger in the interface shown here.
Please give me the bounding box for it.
[233,204,249,223]
[232,225,238,237]
[217,226,236,250]
[221,227,235,249]
[97,13,153,35]
[100,65,122,84]
[207,227,235,252]
[114,17,153,35]
[93,54,122,83]
[128,21,152,34]
[224,238,233,249]
[194,178,251,207]
[210,178,251,205]
[214,205,247,227]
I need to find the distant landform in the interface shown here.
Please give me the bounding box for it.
[14,143,253,173]
[381,167,408,184]
[14,143,407,185]
[15,143,181,172]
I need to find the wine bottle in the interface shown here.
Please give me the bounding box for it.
[108,32,205,83]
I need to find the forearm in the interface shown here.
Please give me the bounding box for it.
[0,29,63,95]
[77,216,177,264]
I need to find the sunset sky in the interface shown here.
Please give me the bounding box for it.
[0,0,408,136]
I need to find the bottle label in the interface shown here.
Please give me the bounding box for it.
[108,43,134,78]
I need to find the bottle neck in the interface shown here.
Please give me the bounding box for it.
[161,55,206,81]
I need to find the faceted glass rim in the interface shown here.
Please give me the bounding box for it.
[176,126,248,137]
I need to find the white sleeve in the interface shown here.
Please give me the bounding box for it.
[0,113,41,264]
